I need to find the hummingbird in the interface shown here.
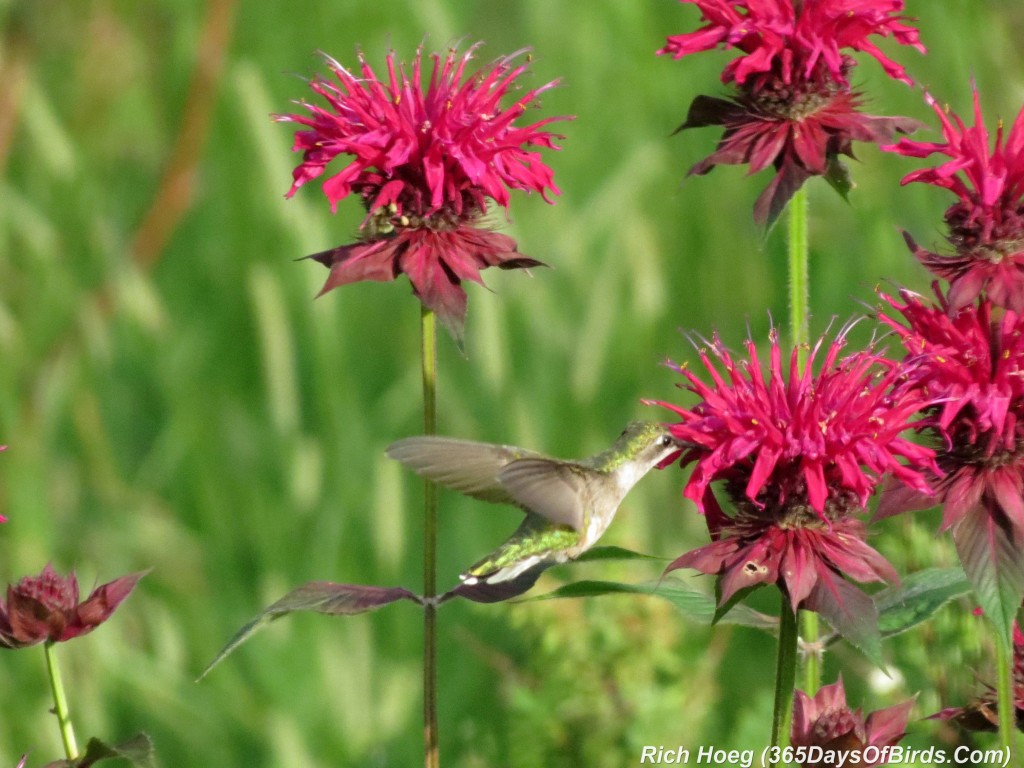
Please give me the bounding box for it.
[386,421,682,598]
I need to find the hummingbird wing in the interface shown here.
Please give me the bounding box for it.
[495,459,587,532]
[385,436,541,505]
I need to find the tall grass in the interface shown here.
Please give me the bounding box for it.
[1,1,1023,765]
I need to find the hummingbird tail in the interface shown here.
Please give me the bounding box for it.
[461,554,549,585]
[448,569,547,603]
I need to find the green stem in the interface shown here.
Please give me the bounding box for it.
[787,185,810,360]
[787,186,820,695]
[421,306,439,768]
[771,596,799,765]
[799,609,820,694]
[44,640,79,760]
[996,631,1018,764]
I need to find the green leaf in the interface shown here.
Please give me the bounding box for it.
[527,577,777,630]
[712,582,765,626]
[874,567,971,637]
[954,506,1024,646]
[43,734,156,767]
[198,582,420,680]
[574,546,665,563]
[823,156,853,203]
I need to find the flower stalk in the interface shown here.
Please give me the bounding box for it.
[787,187,810,361]
[421,305,439,768]
[771,597,798,764]
[44,640,78,760]
[278,43,566,765]
[787,186,821,694]
[996,632,1018,763]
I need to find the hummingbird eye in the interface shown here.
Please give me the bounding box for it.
[658,435,673,447]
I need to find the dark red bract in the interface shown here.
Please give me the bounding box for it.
[277,44,567,344]
[886,88,1024,312]
[0,564,144,648]
[670,511,898,611]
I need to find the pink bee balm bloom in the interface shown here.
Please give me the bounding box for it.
[886,88,1024,312]
[655,330,936,521]
[792,677,914,766]
[878,287,1024,641]
[659,0,924,226]
[648,329,937,635]
[659,0,923,89]
[878,289,1024,537]
[0,564,145,648]
[276,44,567,345]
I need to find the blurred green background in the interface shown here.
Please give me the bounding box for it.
[1,1,1023,765]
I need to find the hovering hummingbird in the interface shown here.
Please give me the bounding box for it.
[386,421,682,598]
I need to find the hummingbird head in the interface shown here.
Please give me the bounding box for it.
[615,420,683,469]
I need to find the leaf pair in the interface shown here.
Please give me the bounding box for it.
[532,566,971,665]
[38,735,154,768]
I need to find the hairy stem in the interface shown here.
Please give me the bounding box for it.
[787,185,810,360]
[771,597,799,765]
[44,641,79,760]
[787,185,820,694]
[422,306,439,768]
[996,630,1018,765]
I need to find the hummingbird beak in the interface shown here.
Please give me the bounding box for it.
[655,436,686,470]
[656,450,682,470]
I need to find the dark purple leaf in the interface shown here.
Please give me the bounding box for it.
[805,573,883,667]
[823,156,853,203]
[199,582,420,679]
[953,504,1024,645]
[753,162,811,228]
[674,95,738,133]
[42,734,155,767]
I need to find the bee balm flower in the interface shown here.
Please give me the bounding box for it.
[886,88,1024,312]
[649,329,937,640]
[277,44,567,345]
[0,564,144,648]
[878,287,1024,639]
[660,0,925,225]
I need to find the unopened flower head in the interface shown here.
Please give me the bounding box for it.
[792,677,914,766]
[659,0,925,225]
[0,564,144,648]
[886,88,1024,312]
[878,288,1024,539]
[649,328,936,618]
[277,44,567,344]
